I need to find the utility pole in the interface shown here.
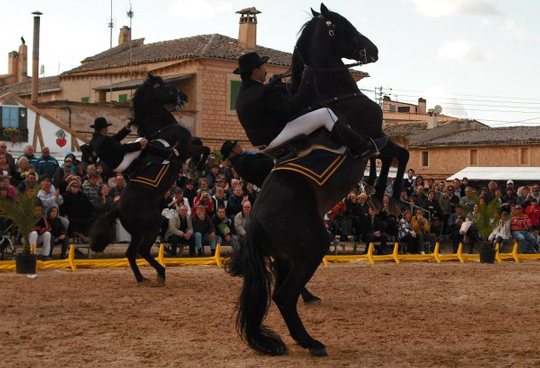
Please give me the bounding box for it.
[375,86,392,107]
[108,0,114,48]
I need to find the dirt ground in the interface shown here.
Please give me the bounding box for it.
[1,262,540,368]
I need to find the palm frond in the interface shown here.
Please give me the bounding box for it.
[0,195,39,252]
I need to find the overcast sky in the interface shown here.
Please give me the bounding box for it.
[1,0,539,127]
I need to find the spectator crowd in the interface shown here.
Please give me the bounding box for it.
[1,142,539,260]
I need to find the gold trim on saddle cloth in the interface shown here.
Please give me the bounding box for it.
[130,163,170,188]
[272,149,347,187]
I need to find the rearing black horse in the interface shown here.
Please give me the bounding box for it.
[90,74,209,284]
[230,4,407,357]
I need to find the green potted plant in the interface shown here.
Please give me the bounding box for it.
[475,197,501,264]
[0,194,40,274]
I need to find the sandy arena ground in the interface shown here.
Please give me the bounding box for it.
[1,262,540,368]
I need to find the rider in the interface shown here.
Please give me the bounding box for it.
[90,117,179,173]
[220,139,273,188]
[234,52,379,159]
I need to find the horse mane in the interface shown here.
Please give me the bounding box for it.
[291,16,319,92]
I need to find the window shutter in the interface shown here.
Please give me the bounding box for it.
[230,80,241,111]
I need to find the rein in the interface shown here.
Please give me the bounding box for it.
[294,46,366,73]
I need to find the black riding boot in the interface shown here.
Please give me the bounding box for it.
[144,142,179,159]
[330,120,378,159]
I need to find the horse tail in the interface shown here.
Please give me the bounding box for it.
[232,217,286,355]
[90,207,119,252]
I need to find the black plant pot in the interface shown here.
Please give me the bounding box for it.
[15,253,37,274]
[479,247,496,264]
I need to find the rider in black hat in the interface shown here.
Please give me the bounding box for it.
[220,139,273,188]
[234,52,379,159]
[90,117,179,173]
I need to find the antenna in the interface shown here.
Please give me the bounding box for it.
[108,0,114,48]
[39,64,45,76]
[127,1,134,30]
[433,105,443,115]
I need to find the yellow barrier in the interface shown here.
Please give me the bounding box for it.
[1,241,540,273]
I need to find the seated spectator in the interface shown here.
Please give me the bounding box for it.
[447,205,466,253]
[193,190,215,217]
[107,173,127,201]
[36,177,62,213]
[452,179,462,198]
[459,186,475,214]
[516,186,531,208]
[17,171,37,194]
[510,204,538,253]
[361,206,389,255]
[28,203,52,260]
[60,180,93,241]
[0,141,15,169]
[82,172,101,209]
[226,184,245,221]
[36,146,59,179]
[212,187,227,215]
[165,205,193,256]
[501,187,516,213]
[234,201,252,247]
[244,182,258,204]
[413,185,427,208]
[379,194,399,238]
[525,198,540,230]
[17,144,39,168]
[54,153,77,192]
[191,205,216,256]
[411,208,430,254]
[425,190,443,235]
[488,211,511,251]
[0,153,15,178]
[213,206,240,250]
[328,197,349,241]
[397,210,420,253]
[45,206,69,259]
[463,204,482,254]
[183,178,197,206]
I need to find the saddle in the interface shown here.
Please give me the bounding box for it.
[264,129,345,164]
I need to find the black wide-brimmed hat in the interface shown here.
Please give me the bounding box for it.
[90,117,112,131]
[233,52,269,74]
[220,140,238,159]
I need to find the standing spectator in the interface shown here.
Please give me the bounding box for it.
[510,204,537,253]
[530,183,540,202]
[425,190,442,235]
[17,144,39,168]
[36,146,59,179]
[234,201,252,247]
[183,179,197,207]
[191,205,217,256]
[460,177,469,197]
[165,205,193,256]
[403,168,415,195]
[205,164,220,189]
[438,187,452,233]
[452,179,462,198]
[464,204,482,254]
[82,173,101,209]
[516,186,531,208]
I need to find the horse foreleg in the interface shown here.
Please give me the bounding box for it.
[138,231,166,285]
[392,146,410,201]
[274,258,321,304]
[126,238,147,283]
[374,156,392,200]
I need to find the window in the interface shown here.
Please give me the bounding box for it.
[421,151,429,167]
[118,94,128,103]
[520,147,529,165]
[1,107,18,128]
[229,80,241,111]
[398,106,410,113]
[470,149,478,166]
[81,97,90,104]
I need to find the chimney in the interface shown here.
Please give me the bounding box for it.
[31,11,42,104]
[236,7,260,50]
[8,51,19,77]
[417,97,426,114]
[18,40,28,82]
[118,26,131,46]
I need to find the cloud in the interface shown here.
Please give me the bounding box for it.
[436,39,491,64]
[170,0,233,21]
[410,0,500,17]
[503,19,528,41]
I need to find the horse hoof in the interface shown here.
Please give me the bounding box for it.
[309,347,328,357]
[155,275,166,287]
[137,278,151,286]
[303,295,322,304]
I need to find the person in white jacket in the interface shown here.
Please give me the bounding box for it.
[488,211,511,250]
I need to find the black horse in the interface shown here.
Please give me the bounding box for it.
[230,4,407,357]
[90,74,209,284]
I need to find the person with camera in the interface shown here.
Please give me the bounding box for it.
[193,190,215,217]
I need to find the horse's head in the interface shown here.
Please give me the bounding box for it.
[299,3,378,67]
[132,74,188,118]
